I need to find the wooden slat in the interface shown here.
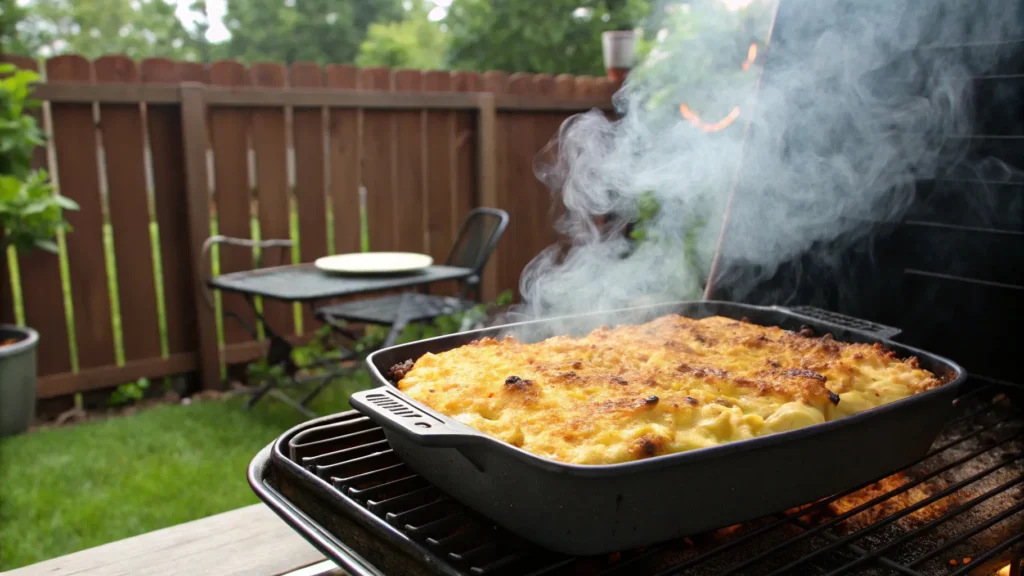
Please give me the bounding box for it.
[325,64,361,256]
[201,86,479,109]
[531,74,559,251]
[424,71,457,266]
[38,352,196,398]
[546,75,575,247]
[46,55,117,369]
[358,68,396,251]
[94,56,162,363]
[208,60,255,346]
[452,72,481,230]
[179,84,220,389]
[480,71,508,300]
[5,504,325,576]
[574,76,600,98]
[503,73,538,299]
[249,62,294,337]
[393,70,427,253]
[0,56,72,374]
[141,58,200,356]
[421,71,457,296]
[289,62,328,332]
[32,82,180,103]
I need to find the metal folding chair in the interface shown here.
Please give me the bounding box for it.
[315,207,509,349]
[201,236,361,418]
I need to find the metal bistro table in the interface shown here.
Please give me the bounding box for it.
[208,262,474,416]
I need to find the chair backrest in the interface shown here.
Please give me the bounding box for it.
[445,207,509,278]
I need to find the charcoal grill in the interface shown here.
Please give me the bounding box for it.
[249,375,1022,576]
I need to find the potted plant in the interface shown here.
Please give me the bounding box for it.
[602,0,640,82]
[0,62,78,436]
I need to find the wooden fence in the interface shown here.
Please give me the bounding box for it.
[0,54,617,399]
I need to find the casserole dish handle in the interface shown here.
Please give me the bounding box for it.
[349,388,483,447]
[778,305,902,340]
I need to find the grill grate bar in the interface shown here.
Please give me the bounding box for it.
[946,532,1024,576]
[787,517,925,576]
[908,500,1024,568]
[720,431,1022,575]
[760,453,1024,576]
[823,475,1024,575]
[650,421,1018,576]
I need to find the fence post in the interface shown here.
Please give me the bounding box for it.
[476,92,498,301]
[179,84,220,390]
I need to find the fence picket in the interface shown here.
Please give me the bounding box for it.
[503,73,539,299]
[289,62,328,333]
[208,60,256,347]
[423,71,456,269]
[358,68,396,252]
[450,70,481,230]
[94,55,162,363]
[250,62,295,337]
[393,70,427,254]
[1,55,73,378]
[482,71,510,298]
[141,58,200,357]
[46,55,117,370]
[325,65,361,256]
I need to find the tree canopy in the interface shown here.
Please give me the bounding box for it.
[220,0,404,64]
[445,0,650,75]
[5,0,664,76]
[356,1,448,69]
[9,0,205,60]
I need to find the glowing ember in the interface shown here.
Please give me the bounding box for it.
[720,0,756,11]
[742,43,759,71]
[679,104,742,133]
[996,564,1012,576]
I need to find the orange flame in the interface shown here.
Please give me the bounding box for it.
[679,104,742,133]
[996,564,1012,576]
[742,43,759,70]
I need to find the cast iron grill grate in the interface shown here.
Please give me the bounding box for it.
[256,380,1023,576]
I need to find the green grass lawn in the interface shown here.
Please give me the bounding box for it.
[0,373,370,571]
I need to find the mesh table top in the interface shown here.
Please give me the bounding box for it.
[207,264,474,302]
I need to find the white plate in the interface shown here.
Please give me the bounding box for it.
[314,252,434,275]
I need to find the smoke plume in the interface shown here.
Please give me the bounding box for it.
[517,0,1019,320]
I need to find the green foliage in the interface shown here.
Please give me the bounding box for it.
[356,2,449,69]
[0,0,32,55]
[14,0,207,60]
[247,289,515,384]
[446,0,650,75]
[221,0,403,65]
[107,378,150,407]
[0,64,78,254]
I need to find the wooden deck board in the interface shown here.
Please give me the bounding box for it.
[4,505,329,576]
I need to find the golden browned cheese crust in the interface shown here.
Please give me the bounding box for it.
[395,315,943,465]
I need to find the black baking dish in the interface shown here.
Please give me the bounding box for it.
[348,301,966,556]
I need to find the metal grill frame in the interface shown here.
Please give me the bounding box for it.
[249,381,1023,576]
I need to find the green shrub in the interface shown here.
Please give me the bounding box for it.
[0,63,78,253]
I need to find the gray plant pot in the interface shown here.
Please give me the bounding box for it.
[0,325,39,437]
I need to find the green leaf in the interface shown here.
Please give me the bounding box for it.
[55,195,80,211]
[33,239,59,253]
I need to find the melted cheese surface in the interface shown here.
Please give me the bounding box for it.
[395,315,942,465]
